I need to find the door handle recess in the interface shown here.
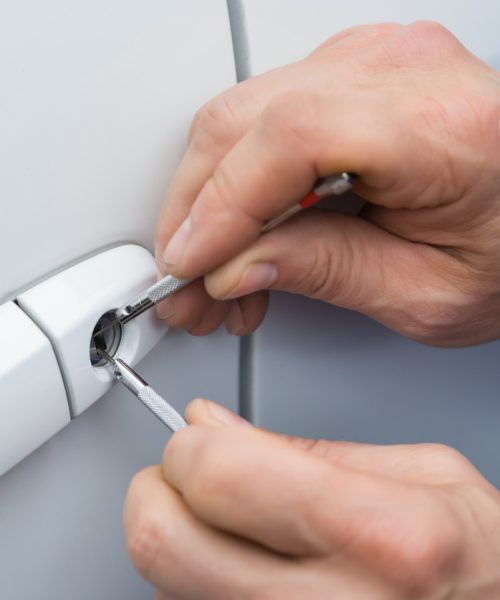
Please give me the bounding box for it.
[17,245,166,417]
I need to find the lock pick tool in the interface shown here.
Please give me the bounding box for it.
[95,172,354,336]
[97,348,187,432]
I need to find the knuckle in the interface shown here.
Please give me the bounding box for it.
[366,21,403,36]
[305,239,337,298]
[286,436,333,458]
[301,215,368,308]
[401,304,468,346]
[312,24,372,54]
[314,22,403,55]
[126,479,164,581]
[392,266,478,346]
[402,517,460,591]
[406,19,454,44]
[363,499,461,592]
[189,93,243,150]
[417,443,471,475]
[358,19,460,72]
[399,300,461,344]
[313,24,370,50]
[400,20,461,62]
[412,514,462,588]
[419,442,465,462]
[127,510,163,580]
[310,243,355,303]
[208,162,241,213]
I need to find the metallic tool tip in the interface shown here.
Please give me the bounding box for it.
[96,347,115,365]
[92,317,121,339]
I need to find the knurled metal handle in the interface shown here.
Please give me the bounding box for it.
[137,387,187,432]
[146,275,192,303]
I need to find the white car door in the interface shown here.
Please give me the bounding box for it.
[0,2,238,598]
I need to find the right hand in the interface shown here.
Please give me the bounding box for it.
[125,399,500,599]
[155,21,500,347]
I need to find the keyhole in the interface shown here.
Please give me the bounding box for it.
[89,311,122,367]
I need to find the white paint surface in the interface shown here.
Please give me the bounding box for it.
[0,0,236,302]
[0,3,238,598]
[18,245,166,415]
[0,302,69,475]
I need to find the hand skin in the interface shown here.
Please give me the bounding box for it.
[139,20,500,599]
[154,20,500,347]
[124,399,500,599]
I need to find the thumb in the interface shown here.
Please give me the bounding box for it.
[204,210,464,343]
[185,399,485,488]
[185,397,253,428]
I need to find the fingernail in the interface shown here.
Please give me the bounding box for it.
[225,263,278,299]
[163,217,191,267]
[207,401,252,427]
[156,295,175,320]
[225,300,246,335]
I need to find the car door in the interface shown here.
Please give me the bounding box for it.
[0,2,238,598]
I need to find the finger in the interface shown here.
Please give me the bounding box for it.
[160,88,410,280]
[223,300,245,336]
[156,279,214,330]
[156,278,267,336]
[155,87,256,268]
[312,22,402,56]
[281,436,488,487]
[184,398,253,428]
[155,66,318,268]
[184,400,484,486]
[361,202,486,254]
[203,209,470,344]
[186,298,230,336]
[223,291,269,336]
[162,425,417,557]
[124,466,291,599]
[154,22,403,265]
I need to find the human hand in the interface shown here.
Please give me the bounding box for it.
[124,399,500,599]
[154,21,500,346]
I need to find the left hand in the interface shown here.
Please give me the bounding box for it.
[124,400,500,599]
[154,22,500,347]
